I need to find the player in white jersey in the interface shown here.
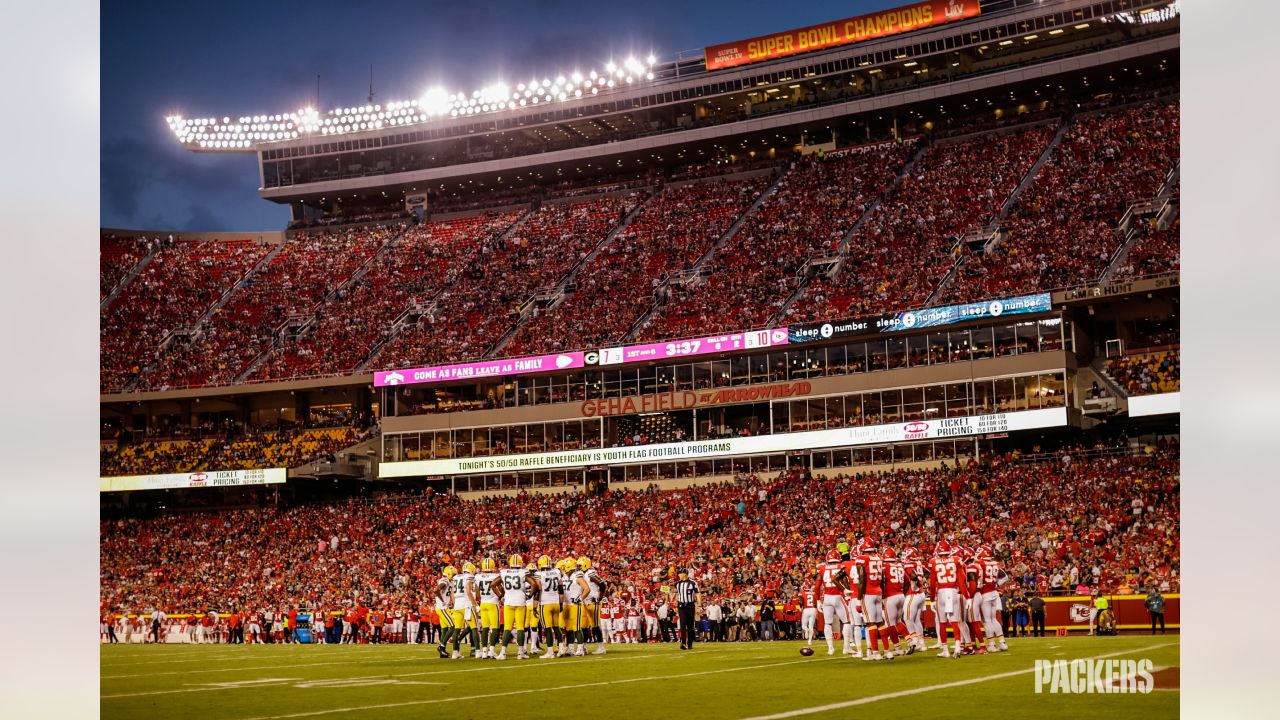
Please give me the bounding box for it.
[577,557,607,655]
[522,563,542,655]
[815,550,851,656]
[563,558,593,656]
[497,554,535,660]
[448,563,480,659]
[474,558,502,658]
[534,555,565,658]
[435,566,456,658]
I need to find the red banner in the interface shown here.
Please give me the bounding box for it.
[705,0,981,71]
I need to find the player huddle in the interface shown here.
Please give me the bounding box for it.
[805,539,1009,660]
[434,554,606,660]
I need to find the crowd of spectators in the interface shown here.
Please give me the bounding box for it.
[943,101,1180,303]
[1115,217,1180,279]
[100,444,1178,621]
[1106,350,1180,396]
[253,213,520,381]
[786,125,1056,322]
[101,422,374,476]
[506,176,770,355]
[141,225,401,390]
[376,196,639,368]
[100,238,269,392]
[637,143,915,341]
[99,234,157,300]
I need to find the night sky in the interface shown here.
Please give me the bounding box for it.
[102,0,888,232]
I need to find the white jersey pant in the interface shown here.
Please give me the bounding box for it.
[626,616,640,633]
[845,597,865,627]
[861,594,885,625]
[600,618,612,641]
[392,619,404,636]
[934,589,963,623]
[904,594,926,635]
[801,608,817,638]
[979,591,1004,637]
[821,594,850,627]
[406,621,419,641]
[883,594,905,629]
[645,616,659,639]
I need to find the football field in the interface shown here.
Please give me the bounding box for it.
[101,636,1178,719]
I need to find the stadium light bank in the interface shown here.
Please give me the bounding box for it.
[164,55,659,152]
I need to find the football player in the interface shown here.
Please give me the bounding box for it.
[435,565,457,658]
[449,562,480,659]
[563,557,593,656]
[578,557,608,654]
[855,539,891,661]
[816,549,852,656]
[881,547,915,656]
[976,545,1009,652]
[901,547,928,652]
[496,554,534,660]
[535,556,564,658]
[474,558,502,658]
[800,580,818,645]
[929,541,965,658]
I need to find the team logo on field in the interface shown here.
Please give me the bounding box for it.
[1034,658,1155,694]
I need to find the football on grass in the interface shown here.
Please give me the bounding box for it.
[800,646,814,656]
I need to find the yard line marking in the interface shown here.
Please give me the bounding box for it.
[737,642,1179,720]
[102,650,715,697]
[200,678,303,688]
[101,655,430,679]
[231,656,844,719]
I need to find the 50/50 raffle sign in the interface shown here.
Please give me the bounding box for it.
[380,407,1066,478]
[704,0,981,71]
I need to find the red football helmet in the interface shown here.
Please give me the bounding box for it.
[901,547,917,561]
[976,544,992,559]
[959,545,975,561]
[882,547,897,560]
[826,549,842,563]
[933,540,953,557]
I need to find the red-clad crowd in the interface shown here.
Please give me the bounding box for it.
[377,195,639,367]
[254,213,520,380]
[507,177,769,355]
[100,238,269,392]
[638,143,914,341]
[100,446,1178,621]
[787,125,1056,323]
[1116,217,1180,279]
[142,225,400,390]
[99,234,155,299]
[944,101,1180,303]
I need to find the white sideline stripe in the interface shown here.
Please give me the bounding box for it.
[104,648,396,667]
[233,656,842,719]
[736,642,1179,720]
[101,655,429,679]
[102,650,711,698]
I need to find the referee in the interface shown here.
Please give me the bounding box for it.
[672,568,699,650]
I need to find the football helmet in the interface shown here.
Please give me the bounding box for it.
[577,557,591,570]
[480,558,496,572]
[901,547,917,561]
[882,547,897,560]
[826,549,842,562]
[462,562,477,574]
[537,555,552,569]
[509,554,524,568]
[443,565,458,579]
[976,544,992,559]
[933,540,953,557]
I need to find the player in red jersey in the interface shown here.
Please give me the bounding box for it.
[855,539,892,661]
[800,581,818,645]
[816,549,852,656]
[976,545,1010,652]
[900,547,928,652]
[929,540,966,658]
[881,548,915,657]
[959,546,982,655]
[626,599,642,643]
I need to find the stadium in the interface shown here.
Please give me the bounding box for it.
[99,0,1181,717]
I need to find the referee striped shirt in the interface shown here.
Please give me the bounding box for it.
[675,579,698,606]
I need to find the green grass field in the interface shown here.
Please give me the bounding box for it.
[101,636,1179,719]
